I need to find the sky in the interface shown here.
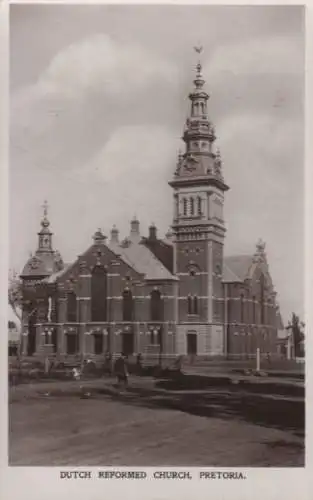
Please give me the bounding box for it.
[9,4,305,323]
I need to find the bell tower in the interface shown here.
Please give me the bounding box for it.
[169,47,229,356]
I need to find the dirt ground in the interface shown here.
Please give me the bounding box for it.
[9,378,304,467]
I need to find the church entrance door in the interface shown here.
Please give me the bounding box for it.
[122,333,134,356]
[187,332,197,356]
[94,333,104,355]
[66,334,79,355]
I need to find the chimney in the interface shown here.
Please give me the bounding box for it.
[149,223,157,242]
[110,225,119,244]
[129,216,140,243]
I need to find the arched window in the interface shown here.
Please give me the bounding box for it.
[183,198,188,216]
[150,290,163,321]
[190,197,194,215]
[240,294,244,324]
[260,274,265,324]
[67,291,77,323]
[193,296,198,315]
[188,295,198,315]
[252,296,256,324]
[187,295,193,315]
[91,266,107,322]
[197,196,202,215]
[193,102,199,116]
[123,289,133,321]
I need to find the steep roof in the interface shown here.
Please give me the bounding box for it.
[108,241,177,281]
[44,241,177,285]
[222,255,254,283]
[141,237,174,273]
[43,263,72,284]
[21,251,64,279]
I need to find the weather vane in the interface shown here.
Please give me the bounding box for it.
[194,45,203,54]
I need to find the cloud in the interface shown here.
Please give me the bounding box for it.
[37,33,178,100]
[68,124,180,231]
[204,35,303,81]
[76,125,177,181]
[10,34,180,178]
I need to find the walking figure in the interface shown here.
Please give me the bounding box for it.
[114,354,129,389]
[72,367,81,381]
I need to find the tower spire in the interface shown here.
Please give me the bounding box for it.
[170,46,227,187]
[37,199,53,252]
[41,200,50,230]
[193,45,205,90]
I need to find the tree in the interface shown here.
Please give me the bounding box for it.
[286,313,305,358]
[8,270,23,359]
[8,270,23,325]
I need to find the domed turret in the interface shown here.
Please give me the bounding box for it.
[20,201,64,279]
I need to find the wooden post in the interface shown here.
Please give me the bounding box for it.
[287,337,291,360]
[256,348,260,372]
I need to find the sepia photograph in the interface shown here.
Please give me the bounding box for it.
[8,4,305,468]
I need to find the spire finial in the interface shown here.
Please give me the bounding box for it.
[42,200,48,218]
[193,45,204,90]
[40,200,50,229]
[256,238,266,253]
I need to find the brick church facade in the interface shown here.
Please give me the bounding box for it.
[20,58,282,360]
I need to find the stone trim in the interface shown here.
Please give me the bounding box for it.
[177,272,209,276]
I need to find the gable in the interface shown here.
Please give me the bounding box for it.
[223,255,253,283]
[44,242,144,288]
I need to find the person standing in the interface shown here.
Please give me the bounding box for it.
[114,354,129,389]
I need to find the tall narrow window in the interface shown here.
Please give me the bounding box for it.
[190,197,194,216]
[193,296,198,315]
[197,196,202,215]
[252,296,256,324]
[188,296,198,315]
[150,290,163,321]
[240,294,244,324]
[183,198,188,216]
[67,291,77,323]
[123,289,133,321]
[187,295,193,315]
[91,266,107,322]
[260,274,265,324]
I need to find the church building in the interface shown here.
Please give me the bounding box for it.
[20,57,282,360]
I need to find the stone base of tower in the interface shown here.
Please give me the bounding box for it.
[175,324,225,357]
